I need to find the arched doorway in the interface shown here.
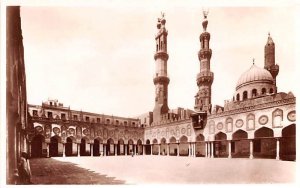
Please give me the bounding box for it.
[179,136,189,156]
[195,134,205,157]
[127,139,134,155]
[214,132,228,158]
[160,138,167,155]
[118,139,125,155]
[31,134,45,158]
[80,138,90,156]
[152,139,158,155]
[145,139,151,155]
[254,127,276,159]
[137,139,143,155]
[107,138,115,156]
[93,139,100,156]
[65,137,75,156]
[280,124,296,161]
[169,137,177,156]
[50,136,61,157]
[232,130,249,158]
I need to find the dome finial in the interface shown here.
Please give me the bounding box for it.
[202,8,209,31]
[253,58,255,65]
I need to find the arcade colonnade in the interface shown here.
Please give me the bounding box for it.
[30,124,295,161]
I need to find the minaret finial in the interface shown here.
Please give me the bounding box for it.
[202,8,209,18]
[253,58,255,65]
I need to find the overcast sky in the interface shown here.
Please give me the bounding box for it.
[20,2,297,117]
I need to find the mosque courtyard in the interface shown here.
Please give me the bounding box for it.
[29,156,295,184]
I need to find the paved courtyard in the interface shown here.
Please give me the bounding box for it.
[30,156,296,184]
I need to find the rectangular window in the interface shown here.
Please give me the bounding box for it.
[97,118,101,123]
[73,115,78,120]
[33,110,38,116]
[61,113,66,120]
[47,112,53,118]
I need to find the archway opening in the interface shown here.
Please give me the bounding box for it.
[137,139,143,155]
[80,138,90,156]
[280,124,296,161]
[169,137,177,156]
[179,136,189,156]
[50,136,61,157]
[254,127,276,159]
[214,132,228,158]
[127,139,134,155]
[232,130,249,158]
[107,138,115,156]
[195,134,205,157]
[66,137,75,156]
[31,134,45,158]
[118,139,125,155]
[145,139,151,155]
[160,138,167,155]
[152,139,158,155]
[93,139,100,156]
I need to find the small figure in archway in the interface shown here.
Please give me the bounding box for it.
[18,152,32,184]
[130,149,134,157]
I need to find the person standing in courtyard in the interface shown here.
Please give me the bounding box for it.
[18,152,32,184]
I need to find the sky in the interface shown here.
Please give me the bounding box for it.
[19,1,298,118]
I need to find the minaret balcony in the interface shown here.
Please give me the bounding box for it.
[154,51,169,61]
[198,49,212,60]
[153,74,170,84]
[197,72,214,85]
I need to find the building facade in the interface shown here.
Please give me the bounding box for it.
[26,12,296,161]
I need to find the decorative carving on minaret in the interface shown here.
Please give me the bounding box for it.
[194,10,214,113]
[153,12,170,123]
[264,32,279,93]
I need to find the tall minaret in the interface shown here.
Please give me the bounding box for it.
[153,12,169,123]
[264,33,279,92]
[195,10,214,113]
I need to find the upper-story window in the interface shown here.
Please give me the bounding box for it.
[73,115,78,120]
[270,88,274,94]
[61,113,66,120]
[86,116,90,122]
[252,89,257,98]
[33,110,38,116]
[47,112,53,119]
[262,88,266,95]
[106,119,110,124]
[124,121,128,126]
[132,122,136,126]
[115,120,119,125]
[97,118,101,123]
[50,102,53,106]
[236,93,240,101]
[243,91,248,100]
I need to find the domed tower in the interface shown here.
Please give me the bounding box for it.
[153,12,170,123]
[264,33,279,93]
[194,10,214,113]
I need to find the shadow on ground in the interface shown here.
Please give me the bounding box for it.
[30,158,125,184]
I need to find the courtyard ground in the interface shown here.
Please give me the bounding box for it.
[30,155,296,184]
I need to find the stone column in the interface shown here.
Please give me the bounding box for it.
[143,145,145,155]
[158,144,161,155]
[77,143,80,157]
[63,143,66,157]
[276,139,280,160]
[205,142,208,157]
[133,144,136,155]
[28,143,32,158]
[188,143,191,157]
[211,142,214,158]
[125,144,127,155]
[115,144,117,156]
[167,144,170,156]
[47,143,50,158]
[228,141,231,158]
[193,143,196,157]
[150,144,153,155]
[177,143,179,156]
[249,140,253,159]
[91,144,93,157]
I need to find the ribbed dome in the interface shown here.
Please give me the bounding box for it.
[236,64,274,89]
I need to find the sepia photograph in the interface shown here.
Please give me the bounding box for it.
[2,0,299,186]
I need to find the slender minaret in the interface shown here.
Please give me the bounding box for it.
[264,32,279,92]
[195,10,214,113]
[153,13,169,123]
